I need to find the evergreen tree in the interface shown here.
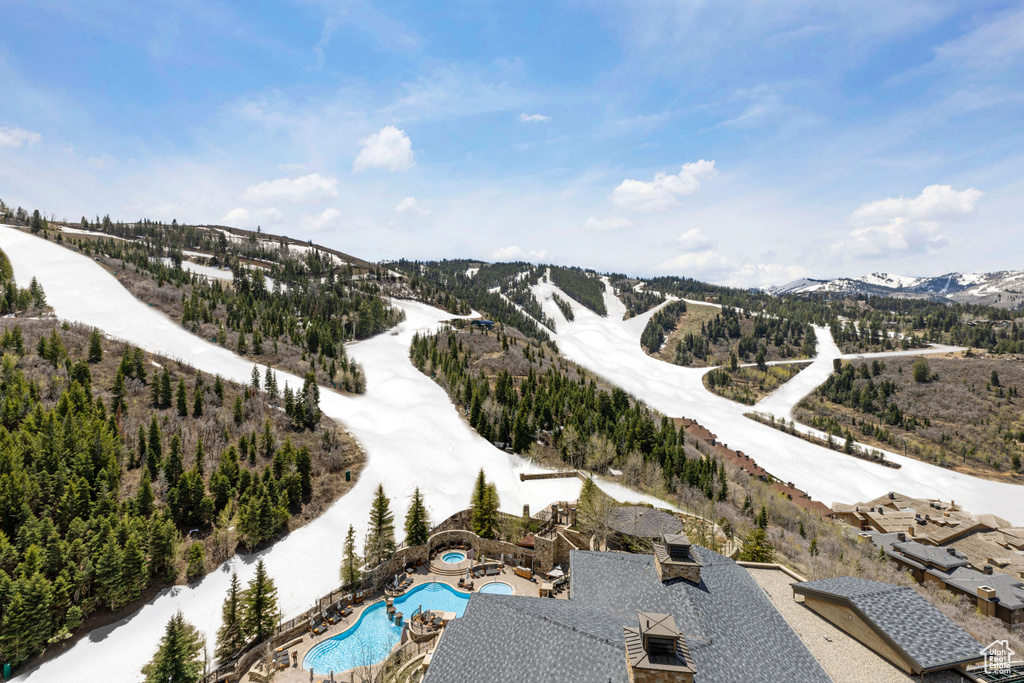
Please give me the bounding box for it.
[147,415,163,479]
[340,525,361,586]
[295,446,312,500]
[215,572,246,660]
[260,418,275,459]
[756,505,769,530]
[404,487,429,546]
[137,424,148,468]
[95,535,124,610]
[251,365,261,391]
[176,378,188,416]
[365,484,395,567]
[241,559,278,643]
[165,434,184,488]
[738,527,774,563]
[233,395,244,425]
[136,472,155,516]
[87,327,103,363]
[141,611,205,683]
[111,368,126,414]
[160,367,173,407]
[213,375,224,402]
[470,470,500,539]
[192,384,203,417]
[264,367,277,398]
[122,534,148,602]
[185,543,205,582]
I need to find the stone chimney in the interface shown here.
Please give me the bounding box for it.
[907,525,915,537]
[977,586,997,618]
[623,613,695,683]
[654,534,701,584]
[897,532,907,542]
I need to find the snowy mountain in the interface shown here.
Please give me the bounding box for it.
[766,270,1024,308]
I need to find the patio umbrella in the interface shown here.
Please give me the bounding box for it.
[547,567,565,579]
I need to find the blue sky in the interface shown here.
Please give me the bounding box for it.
[1,0,1022,286]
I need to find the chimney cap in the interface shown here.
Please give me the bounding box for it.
[637,612,678,639]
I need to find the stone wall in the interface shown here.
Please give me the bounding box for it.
[654,554,701,584]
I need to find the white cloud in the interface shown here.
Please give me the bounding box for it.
[519,113,551,123]
[301,208,346,231]
[241,173,339,204]
[353,125,415,172]
[673,228,716,252]
[0,126,41,148]
[395,196,430,215]
[582,216,633,232]
[654,250,733,279]
[611,160,717,211]
[491,246,547,261]
[841,184,983,258]
[222,207,285,227]
[849,184,983,225]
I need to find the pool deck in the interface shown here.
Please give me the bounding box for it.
[242,561,560,683]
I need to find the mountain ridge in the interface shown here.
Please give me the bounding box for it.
[765,270,1024,309]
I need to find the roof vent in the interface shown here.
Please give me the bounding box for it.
[983,565,994,575]
[624,613,695,683]
[946,547,957,555]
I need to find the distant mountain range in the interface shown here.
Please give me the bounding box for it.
[765,271,1024,309]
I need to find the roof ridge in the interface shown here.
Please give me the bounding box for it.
[488,598,626,650]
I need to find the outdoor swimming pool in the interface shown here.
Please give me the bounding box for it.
[477,581,514,595]
[303,583,469,675]
[441,551,466,564]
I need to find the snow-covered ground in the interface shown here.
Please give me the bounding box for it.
[60,225,127,240]
[0,227,671,683]
[530,277,1024,526]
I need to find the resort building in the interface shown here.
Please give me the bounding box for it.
[422,537,833,682]
[870,532,1024,629]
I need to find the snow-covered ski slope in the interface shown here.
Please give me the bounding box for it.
[0,227,670,683]
[530,277,1023,525]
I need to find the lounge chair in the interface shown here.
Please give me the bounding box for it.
[309,617,329,636]
[324,603,341,624]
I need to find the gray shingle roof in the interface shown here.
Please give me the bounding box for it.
[423,594,635,683]
[571,548,831,683]
[607,506,683,538]
[938,568,1024,610]
[795,577,982,671]
[892,541,970,570]
[425,547,830,683]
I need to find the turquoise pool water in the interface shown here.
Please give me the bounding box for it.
[441,551,466,563]
[303,583,469,674]
[477,581,513,595]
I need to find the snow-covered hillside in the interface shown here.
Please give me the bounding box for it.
[767,270,1024,308]
[530,276,1022,526]
[0,227,672,683]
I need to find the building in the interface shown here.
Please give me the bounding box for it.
[792,577,983,678]
[836,492,1024,581]
[607,506,684,541]
[870,532,1024,629]
[423,537,833,683]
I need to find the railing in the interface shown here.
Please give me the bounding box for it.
[373,635,437,683]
